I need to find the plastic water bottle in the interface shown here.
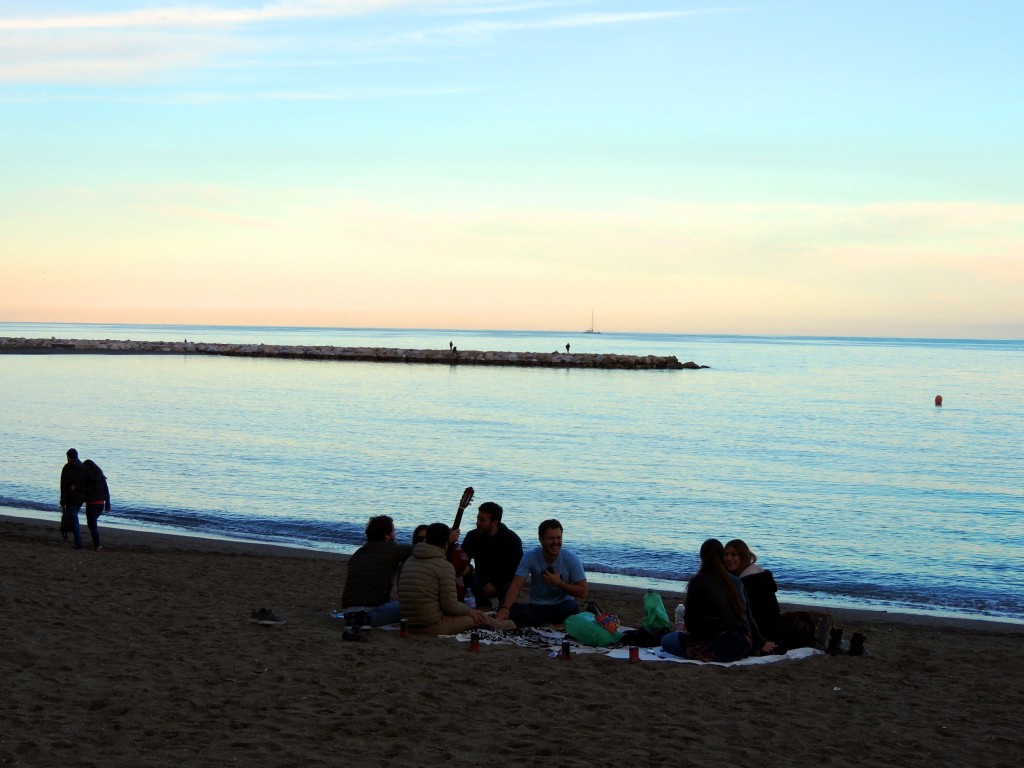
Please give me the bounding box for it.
[674,602,686,631]
[464,588,477,609]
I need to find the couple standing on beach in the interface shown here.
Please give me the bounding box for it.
[59,448,111,550]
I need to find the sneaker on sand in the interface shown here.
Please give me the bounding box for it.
[343,610,372,629]
[250,608,286,626]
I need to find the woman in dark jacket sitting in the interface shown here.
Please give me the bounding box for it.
[661,538,760,662]
[725,539,786,651]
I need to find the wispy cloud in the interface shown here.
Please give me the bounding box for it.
[0,3,731,86]
[466,8,732,31]
[0,85,477,103]
[0,1,444,31]
[144,203,274,229]
[157,84,480,102]
[427,1,582,15]
[386,7,735,45]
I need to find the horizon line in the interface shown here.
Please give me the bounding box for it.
[1,319,1021,344]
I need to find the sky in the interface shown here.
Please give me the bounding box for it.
[1,1,1022,338]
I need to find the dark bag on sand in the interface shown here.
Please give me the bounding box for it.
[59,509,74,540]
[781,610,833,651]
[619,626,665,647]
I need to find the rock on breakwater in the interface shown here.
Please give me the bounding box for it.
[0,337,707,370]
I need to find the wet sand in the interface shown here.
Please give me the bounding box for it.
[2,514,1020,767]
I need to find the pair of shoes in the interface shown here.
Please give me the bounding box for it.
[250,608,286,626]
[344,610,371,630]
[848,632,867,656]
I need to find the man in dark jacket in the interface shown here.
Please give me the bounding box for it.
[341,515,413,626]
[459,501,523,610]
[59,448,89,549]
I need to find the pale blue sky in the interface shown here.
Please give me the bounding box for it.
[2,1,1022,336]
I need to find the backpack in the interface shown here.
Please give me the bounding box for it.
[59,510,74,540]
[780,610,833,651]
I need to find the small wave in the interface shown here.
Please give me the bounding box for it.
[0,497,58,513]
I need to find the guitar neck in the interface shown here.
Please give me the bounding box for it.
[452,506,466,532]
[452,487,474,533]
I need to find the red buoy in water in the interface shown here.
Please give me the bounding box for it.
[935,395,943,406]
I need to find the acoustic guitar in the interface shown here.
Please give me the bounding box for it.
[447,486,474,600]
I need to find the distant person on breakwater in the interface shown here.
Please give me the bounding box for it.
[82,459,111,551]
[59,448,88,549]
[566,343,570,353]
[341,515,413,627]
[495,518,587,627]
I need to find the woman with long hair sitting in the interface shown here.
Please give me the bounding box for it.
[661,538,766,662]
[724,538,786,651]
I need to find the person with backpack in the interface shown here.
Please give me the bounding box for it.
[82,459,111,551]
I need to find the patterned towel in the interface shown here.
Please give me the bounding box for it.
[451,626,613,654]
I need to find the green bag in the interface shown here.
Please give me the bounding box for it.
[643,590,671,631]
[565,611,624,647]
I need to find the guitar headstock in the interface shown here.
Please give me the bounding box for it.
[459,486,475,511]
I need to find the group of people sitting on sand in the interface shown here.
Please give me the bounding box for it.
[340,498,786,662]
[341,502,588,637]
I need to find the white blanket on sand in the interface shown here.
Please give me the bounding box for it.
[451,627,822,665]
[605,645,822,665]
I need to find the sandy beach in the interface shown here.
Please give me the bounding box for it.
[2,514,1021,768]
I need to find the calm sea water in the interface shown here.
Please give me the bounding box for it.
[2,321,1022,622]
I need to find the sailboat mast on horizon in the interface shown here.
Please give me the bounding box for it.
[583,311,601,334]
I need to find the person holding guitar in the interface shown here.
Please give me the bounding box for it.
[458,501,523,611]
[445,488,475,600]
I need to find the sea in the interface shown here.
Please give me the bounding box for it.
[2,321,1022,623]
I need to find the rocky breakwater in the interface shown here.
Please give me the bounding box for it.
[0,337,708,370]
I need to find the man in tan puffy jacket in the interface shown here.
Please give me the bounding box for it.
[399,523,516,635]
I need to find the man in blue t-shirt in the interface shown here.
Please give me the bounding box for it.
[494,518,588,628]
